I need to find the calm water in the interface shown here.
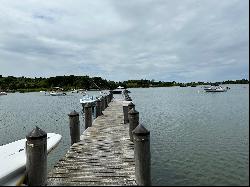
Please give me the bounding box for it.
[0,85,249,186]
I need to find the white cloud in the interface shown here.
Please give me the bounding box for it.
[0,0,248,82]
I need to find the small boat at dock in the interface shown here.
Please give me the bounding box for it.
[49,87,67,96]
[80,94,98,107]
[112,86,130,94]
[0,133,62,186]
[0,92,7,96]
[112,86,124,94]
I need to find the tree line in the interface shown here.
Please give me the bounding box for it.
[0,75,248,92]
[0,75,117,92]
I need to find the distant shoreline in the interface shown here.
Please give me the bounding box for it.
[0,75,248,93]
[1,83,248,93]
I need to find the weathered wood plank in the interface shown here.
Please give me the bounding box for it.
[48,100,136,186]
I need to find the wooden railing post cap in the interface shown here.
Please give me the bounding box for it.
[128,102,135,107]
[68,110,79,117]
[26,126,47,140]
[128,108,139,115]
[85,102,92,108]
[132,124,150,136]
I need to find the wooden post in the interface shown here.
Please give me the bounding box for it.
[123,104,129,124]
[125,95,129,101]
[103,96,106,109]
[92,105,95,115]
[101,96,106,111]
[68,110,80,145]
[107,93,111,103]
[81,103,85,113]
[106,94,109,104]
[110,93,112,102]
[108,94,111,103]
[84,102,92,129]
[26,126,47,186]
[123,90,128,96]
[105,96,108,108]
[128,102,135,113]
[127,96,132,101]
[109,91,113,100]
[99,97,102,112]
[96,99,102,117]
[128,108,139,141]
[132,124,151,186]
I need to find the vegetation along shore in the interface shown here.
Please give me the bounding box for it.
[0,75,248,93]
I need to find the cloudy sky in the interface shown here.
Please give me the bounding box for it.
[0,0,249,82]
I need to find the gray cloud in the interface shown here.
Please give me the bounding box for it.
[0,0,248,82]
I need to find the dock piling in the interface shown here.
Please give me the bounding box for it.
[108,92,112,102]
[84,102,92,129]
[26,126,47,186]
[101,96,105,111]
[105,96,108,108]
[132,124,151,186]
[96,99,102,117]
[109,91,113,100]
[128,108,139,142]
[128,102,135,113]
[123,104,129,124]
[68,111,80,145]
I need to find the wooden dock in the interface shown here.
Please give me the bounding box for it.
[47,100,137,186]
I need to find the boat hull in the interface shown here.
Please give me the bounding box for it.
[0,133,62,186]
[205,89,227,92]
[49,92,66,96]
[112,90,123,94]
[0,92,7,95]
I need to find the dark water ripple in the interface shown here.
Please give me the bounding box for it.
[130,85,249,186]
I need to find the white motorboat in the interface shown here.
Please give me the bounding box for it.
[49,91,67,96]
[112,86,131,94]
[99,90,110,97]
[80,95,97,106]
[112,86,124,94]
[0,133,62,186]
[0,92,7,96]
[204,85,227,92]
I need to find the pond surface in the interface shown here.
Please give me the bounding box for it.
[0,85,248,185]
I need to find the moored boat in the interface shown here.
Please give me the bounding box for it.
[112,86,124,94]
[49,91,67,96]
[71,89,78,93]
[0,132,62,186]
[204,85,227,92]
[112,86,130,94]
[80,94,98,107]
[0,92,7,96]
